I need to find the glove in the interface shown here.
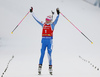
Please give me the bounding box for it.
[56,8,60,15]
[30,7,33,13]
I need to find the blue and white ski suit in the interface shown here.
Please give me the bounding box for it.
[32,13,59,65]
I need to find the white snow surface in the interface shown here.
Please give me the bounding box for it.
[0,0,100,77]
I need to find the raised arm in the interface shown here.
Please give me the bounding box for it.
[53,15,59,25]
[51,8,60,30]
[32,13,43,27]
[30,7,43,27]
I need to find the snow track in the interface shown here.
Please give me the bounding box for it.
[0,0,100,77]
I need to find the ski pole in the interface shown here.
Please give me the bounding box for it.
[1,56,14,77]
[11,11,30,34]
[51,10,54,18]
[60,12,93,44]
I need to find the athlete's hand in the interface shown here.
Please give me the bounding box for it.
[30,7,33,13]
[56,8,60,15]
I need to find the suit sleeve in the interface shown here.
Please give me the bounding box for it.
[51,15,59,30]
[31,13,43,27]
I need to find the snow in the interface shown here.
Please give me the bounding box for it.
[0,0,100,77]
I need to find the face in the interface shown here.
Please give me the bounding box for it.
[45,20,51,24]
[45,19,51,24]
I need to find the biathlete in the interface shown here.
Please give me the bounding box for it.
[30,7,60,75]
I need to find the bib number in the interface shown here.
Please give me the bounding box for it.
[45,30,47,33]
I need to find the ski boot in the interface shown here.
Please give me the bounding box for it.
[38,64,42,75]
[49,65,53,75]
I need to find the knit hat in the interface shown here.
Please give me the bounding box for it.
[46,15,52,21]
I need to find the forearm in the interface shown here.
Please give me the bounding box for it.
[53,15,59,25]
[32,13,43,27]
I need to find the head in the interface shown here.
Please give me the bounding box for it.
[45,15,52,24]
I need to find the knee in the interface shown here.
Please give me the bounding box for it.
[48,48,52,52]
[48,49,52,55]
